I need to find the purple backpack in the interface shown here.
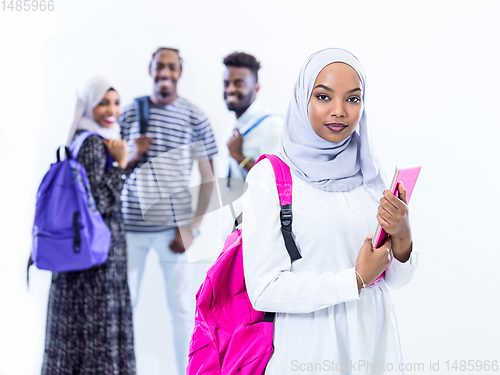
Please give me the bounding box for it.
[30,132,111,273]
[187,154,301,375]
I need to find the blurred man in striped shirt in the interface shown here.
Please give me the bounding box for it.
[119,47,217,375]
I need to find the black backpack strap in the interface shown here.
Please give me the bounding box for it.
[232,212,243,233]
[263,312,275,322]
[56,146,72,162]
[134,96,150,134]
[27,254,33,288]
[262,205,301,323]
[280,204,302,262]
[253,155,302,323]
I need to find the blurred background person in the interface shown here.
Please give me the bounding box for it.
[119,47,218,375]
[219,52,283,234]
[42,77,135,375]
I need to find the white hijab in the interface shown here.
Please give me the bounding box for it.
[66,76,121,145]
[277,48,386,201]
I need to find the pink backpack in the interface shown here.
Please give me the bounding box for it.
[187,154,301,375]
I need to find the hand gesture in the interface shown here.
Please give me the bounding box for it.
[227,128,243,161]
[355,235,392,289]
[103,139,128,169]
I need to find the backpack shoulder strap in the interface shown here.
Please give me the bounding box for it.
[70,131,100,159]
[256,154,292,205]
[255,154,301,262]
[241,114,272,136]
[70,131,113,171]
[134,96,150,134]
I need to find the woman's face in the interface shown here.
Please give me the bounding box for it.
[307,62,363,143]
[92,89,120,128]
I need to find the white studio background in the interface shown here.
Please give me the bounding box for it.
[1,1,499,374]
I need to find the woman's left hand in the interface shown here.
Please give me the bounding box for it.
[377,182,412,262]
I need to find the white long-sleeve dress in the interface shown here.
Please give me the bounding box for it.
[242,159,418,375]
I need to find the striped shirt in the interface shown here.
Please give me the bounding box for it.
[119,97,218,232]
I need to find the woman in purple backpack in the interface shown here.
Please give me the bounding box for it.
[243,49,418,374]
[42,77,136,374]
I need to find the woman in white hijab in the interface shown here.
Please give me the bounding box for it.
[42,77,136,374]
[66,76,127,166]
[243,49,418,374]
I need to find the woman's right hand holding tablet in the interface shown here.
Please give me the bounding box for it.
[355,235,392,290]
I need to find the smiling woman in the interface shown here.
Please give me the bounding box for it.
[41,77,135,375]
[92,89,121,128]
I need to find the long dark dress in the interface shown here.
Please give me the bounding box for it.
[41,132,136,375]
